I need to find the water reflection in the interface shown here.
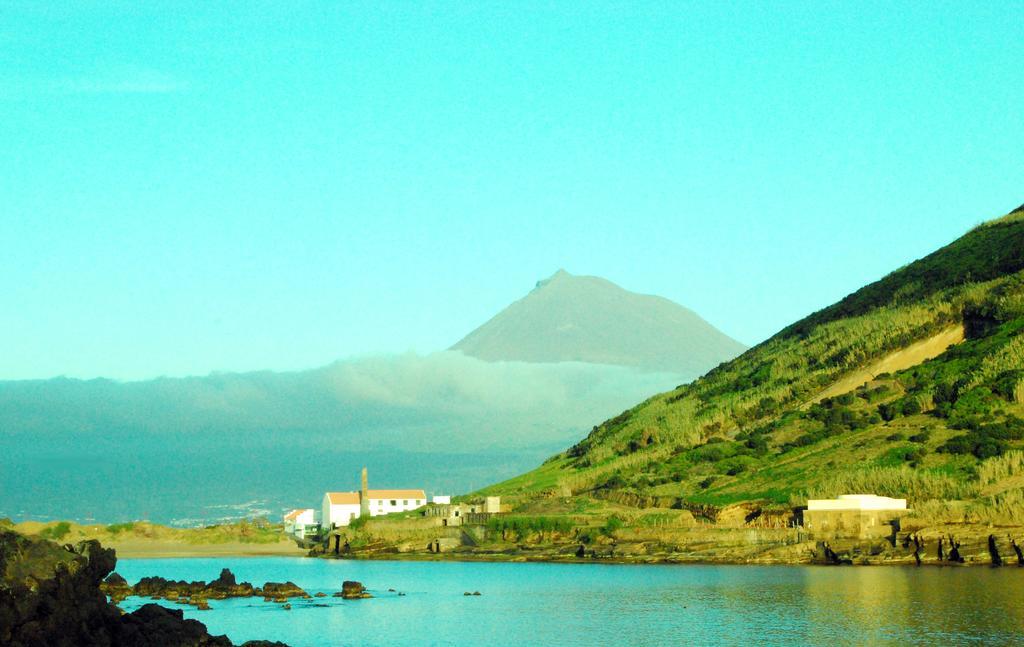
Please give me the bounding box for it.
[115,559,1024,646]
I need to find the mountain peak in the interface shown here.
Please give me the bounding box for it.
[453,272,746,375]
[535,269,572,290]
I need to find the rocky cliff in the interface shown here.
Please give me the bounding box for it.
[0,528,281,647]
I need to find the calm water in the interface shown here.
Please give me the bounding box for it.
[115,558,1024,646]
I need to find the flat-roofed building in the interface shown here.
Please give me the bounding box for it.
[366,489,427,517]
[802,494,908,539]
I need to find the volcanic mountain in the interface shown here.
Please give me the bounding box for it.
[452,269,746,375]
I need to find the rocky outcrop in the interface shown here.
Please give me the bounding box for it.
[0,528,249,646]
[116,568,260,606]
[116,604,231,646]
[261,582,308,599]
[208,569,258,599]
[102,572,133,603]
[335,581,372,599]
[591,488,685,511]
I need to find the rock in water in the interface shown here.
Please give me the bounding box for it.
[339,580,372,599]
[262,581,308,598]
[207,568,257,599]
[101,571,133,603]
[213,568,237,587]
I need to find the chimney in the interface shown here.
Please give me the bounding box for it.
[360,467,369,517]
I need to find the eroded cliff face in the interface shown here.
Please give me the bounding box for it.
[0,528,241,646]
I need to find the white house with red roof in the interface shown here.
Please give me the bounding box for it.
[282,508,317,539]
[322,491,362,529]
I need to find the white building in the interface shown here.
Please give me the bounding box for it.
[803,494,908,538]
[322,492,361,529]
[366,489,427,517]
[806,494,907,512]
[322,489,427,528]
[283,508,317,539]
[431,495,451,505]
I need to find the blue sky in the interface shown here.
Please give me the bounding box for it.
[1,2,1022,380]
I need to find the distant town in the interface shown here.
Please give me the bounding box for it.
[282,467,504,544]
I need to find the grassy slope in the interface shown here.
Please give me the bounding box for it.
[484,210,1024,522]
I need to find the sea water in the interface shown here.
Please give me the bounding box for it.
[115,557,1024,646]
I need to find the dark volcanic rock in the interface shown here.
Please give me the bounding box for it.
[102,572,134,603]
[207,569,257,599]
[336,580,371,599]
[213,568,237,587]
[0,532,122,646]
[118,604,230,645]
[0,528,269,646]
[131,569,257,602]
[261,581,307,598]
[134,575,209,599]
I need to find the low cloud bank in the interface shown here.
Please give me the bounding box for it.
[0,352,688,522]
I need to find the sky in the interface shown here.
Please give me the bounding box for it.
[1,2,1022,381]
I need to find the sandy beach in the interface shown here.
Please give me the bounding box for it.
[105,538,307,559]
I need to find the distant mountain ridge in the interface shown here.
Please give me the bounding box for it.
[452,269,746,374]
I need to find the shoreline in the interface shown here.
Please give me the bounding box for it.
[114,549,1017,568]
[317,553,977,568]
[109,540,307,559]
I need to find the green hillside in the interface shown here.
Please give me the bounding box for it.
[485,208,1024,522]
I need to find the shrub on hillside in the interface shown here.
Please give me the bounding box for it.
[901,398,923,416]
[909,429,932,443]
[40,522,71,541]
[993,370,1024,401]
[600,515,624,536]
[598,472,626,490]
[948,387,997,428]
[937,418,1022,459]
[687,442,739,463]
[835,393,856,406]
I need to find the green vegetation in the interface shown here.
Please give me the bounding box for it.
[39,522,71,541]
[484,210,1024,525]
[20,518,288,548]
[485,516,574,539]
[600,515,624,536]
[781,216,1024,337]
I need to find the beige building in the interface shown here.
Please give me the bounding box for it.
[801,494,907,539]
[422,496,504,526]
